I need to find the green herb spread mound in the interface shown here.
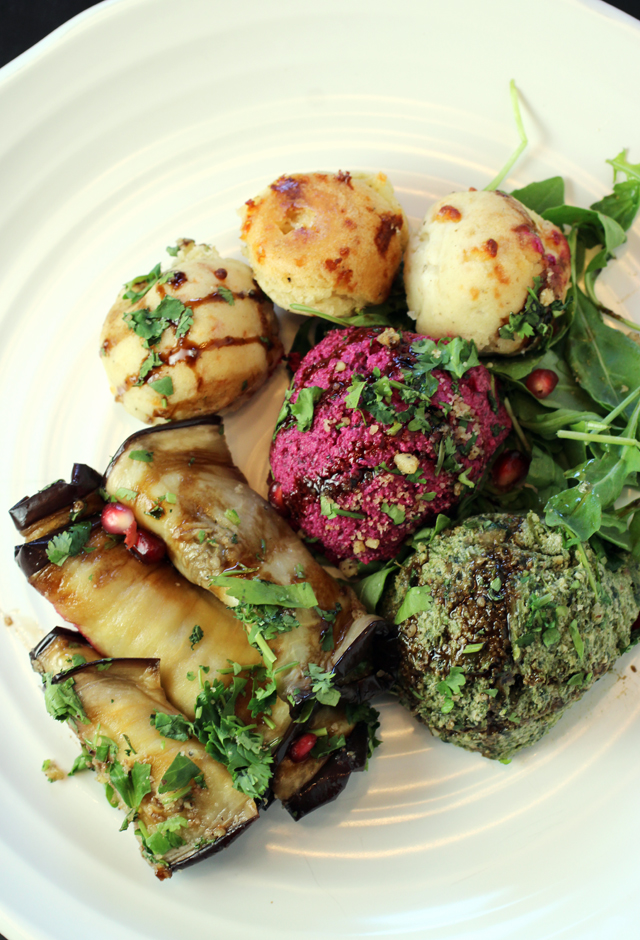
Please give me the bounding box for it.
[381,512,640,761]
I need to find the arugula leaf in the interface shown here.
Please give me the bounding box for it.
[46,521,92,566]
[567,287,640,416]
[354,563,396,613]
[511,177,565,215]
[381,502,405,525]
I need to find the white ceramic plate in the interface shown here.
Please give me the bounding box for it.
[2,1,640,938]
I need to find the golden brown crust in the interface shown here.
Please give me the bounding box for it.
[239,171,409,318]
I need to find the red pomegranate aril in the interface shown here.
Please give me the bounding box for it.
[270,482,286,513]
[130,528,166,564]
[492,450,530,490]
[101,502,136,535]
[124,520,138,549]
[525,368,558,399]
[288,732,318,763]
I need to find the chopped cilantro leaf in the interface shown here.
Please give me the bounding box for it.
[148,376,174,397]
[217,286,235,304]
[306,663,340,707]
[381,502,405,524]
[225,508,240,525]
[152,712,194,742]
[129,449,153,462]
[46,521,92,566]
[109,760,152,810]
[210,576,317,609]
[158,753,205,794]
[320,494,365,519]
[189,624,204,649]
[43,672,90,724]
[123,263,171,304]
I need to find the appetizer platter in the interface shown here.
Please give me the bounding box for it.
[2,1,640,939]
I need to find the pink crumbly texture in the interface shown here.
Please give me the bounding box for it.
[269,327,511,564]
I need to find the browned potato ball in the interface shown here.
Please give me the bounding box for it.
[100,240,283,424]
[239,171,409,318]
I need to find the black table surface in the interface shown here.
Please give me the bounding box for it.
[1,0,639,68]
[0,1,639,939]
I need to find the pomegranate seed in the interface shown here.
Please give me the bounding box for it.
[124,520,138,549]
[525,368,558,399]
[269,482,286,513]
[101,502,136,535]
[288,732,318,763]
[287,352,302,373]
[130,528,166,564]
[492,450,530,490]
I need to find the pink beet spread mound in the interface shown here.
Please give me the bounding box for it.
[268,326,511,565]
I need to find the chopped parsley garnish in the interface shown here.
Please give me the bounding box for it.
[128,449,154,462]
[310,733,346,759]
[381,502,405,524]
[191,673,273,798]
[210,576,317,609]
[148,376,174,397]
[498,276,567,342]
[115,486,138,502]
[123,263,172,304]
[109,760,152,811]
[320,495,365,519]
[436,666,466,714]
[306,664,340,707]
[158,753,205,793]
[46,521,92,566]
[189,625,204,649]
[68,745,93,775]
[275,386,324,434]
[394,585,433,624]
[216,286,235,305]
[43,672,90,724]
[140,816,188,858]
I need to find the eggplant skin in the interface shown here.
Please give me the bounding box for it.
[31,629,259,878]
[282,722,370,821]
[9,464,102,536]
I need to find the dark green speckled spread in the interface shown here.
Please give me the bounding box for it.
[382,512,640,760]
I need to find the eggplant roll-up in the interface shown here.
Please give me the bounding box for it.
[31,628,259,878]
[103,417,396,704]
[13,474,383,818]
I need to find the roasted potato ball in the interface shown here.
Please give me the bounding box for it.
[404,190,571,355]
[239,171,409,318]
[100,240,283,424]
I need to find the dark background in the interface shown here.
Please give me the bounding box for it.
[0,1,637,939]
[1,0,639,67]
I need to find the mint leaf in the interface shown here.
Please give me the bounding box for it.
[210,576,318,609]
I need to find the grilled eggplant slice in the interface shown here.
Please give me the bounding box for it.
[16,455,388,819]
[103,417,395,703]
[31,628,259,878]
